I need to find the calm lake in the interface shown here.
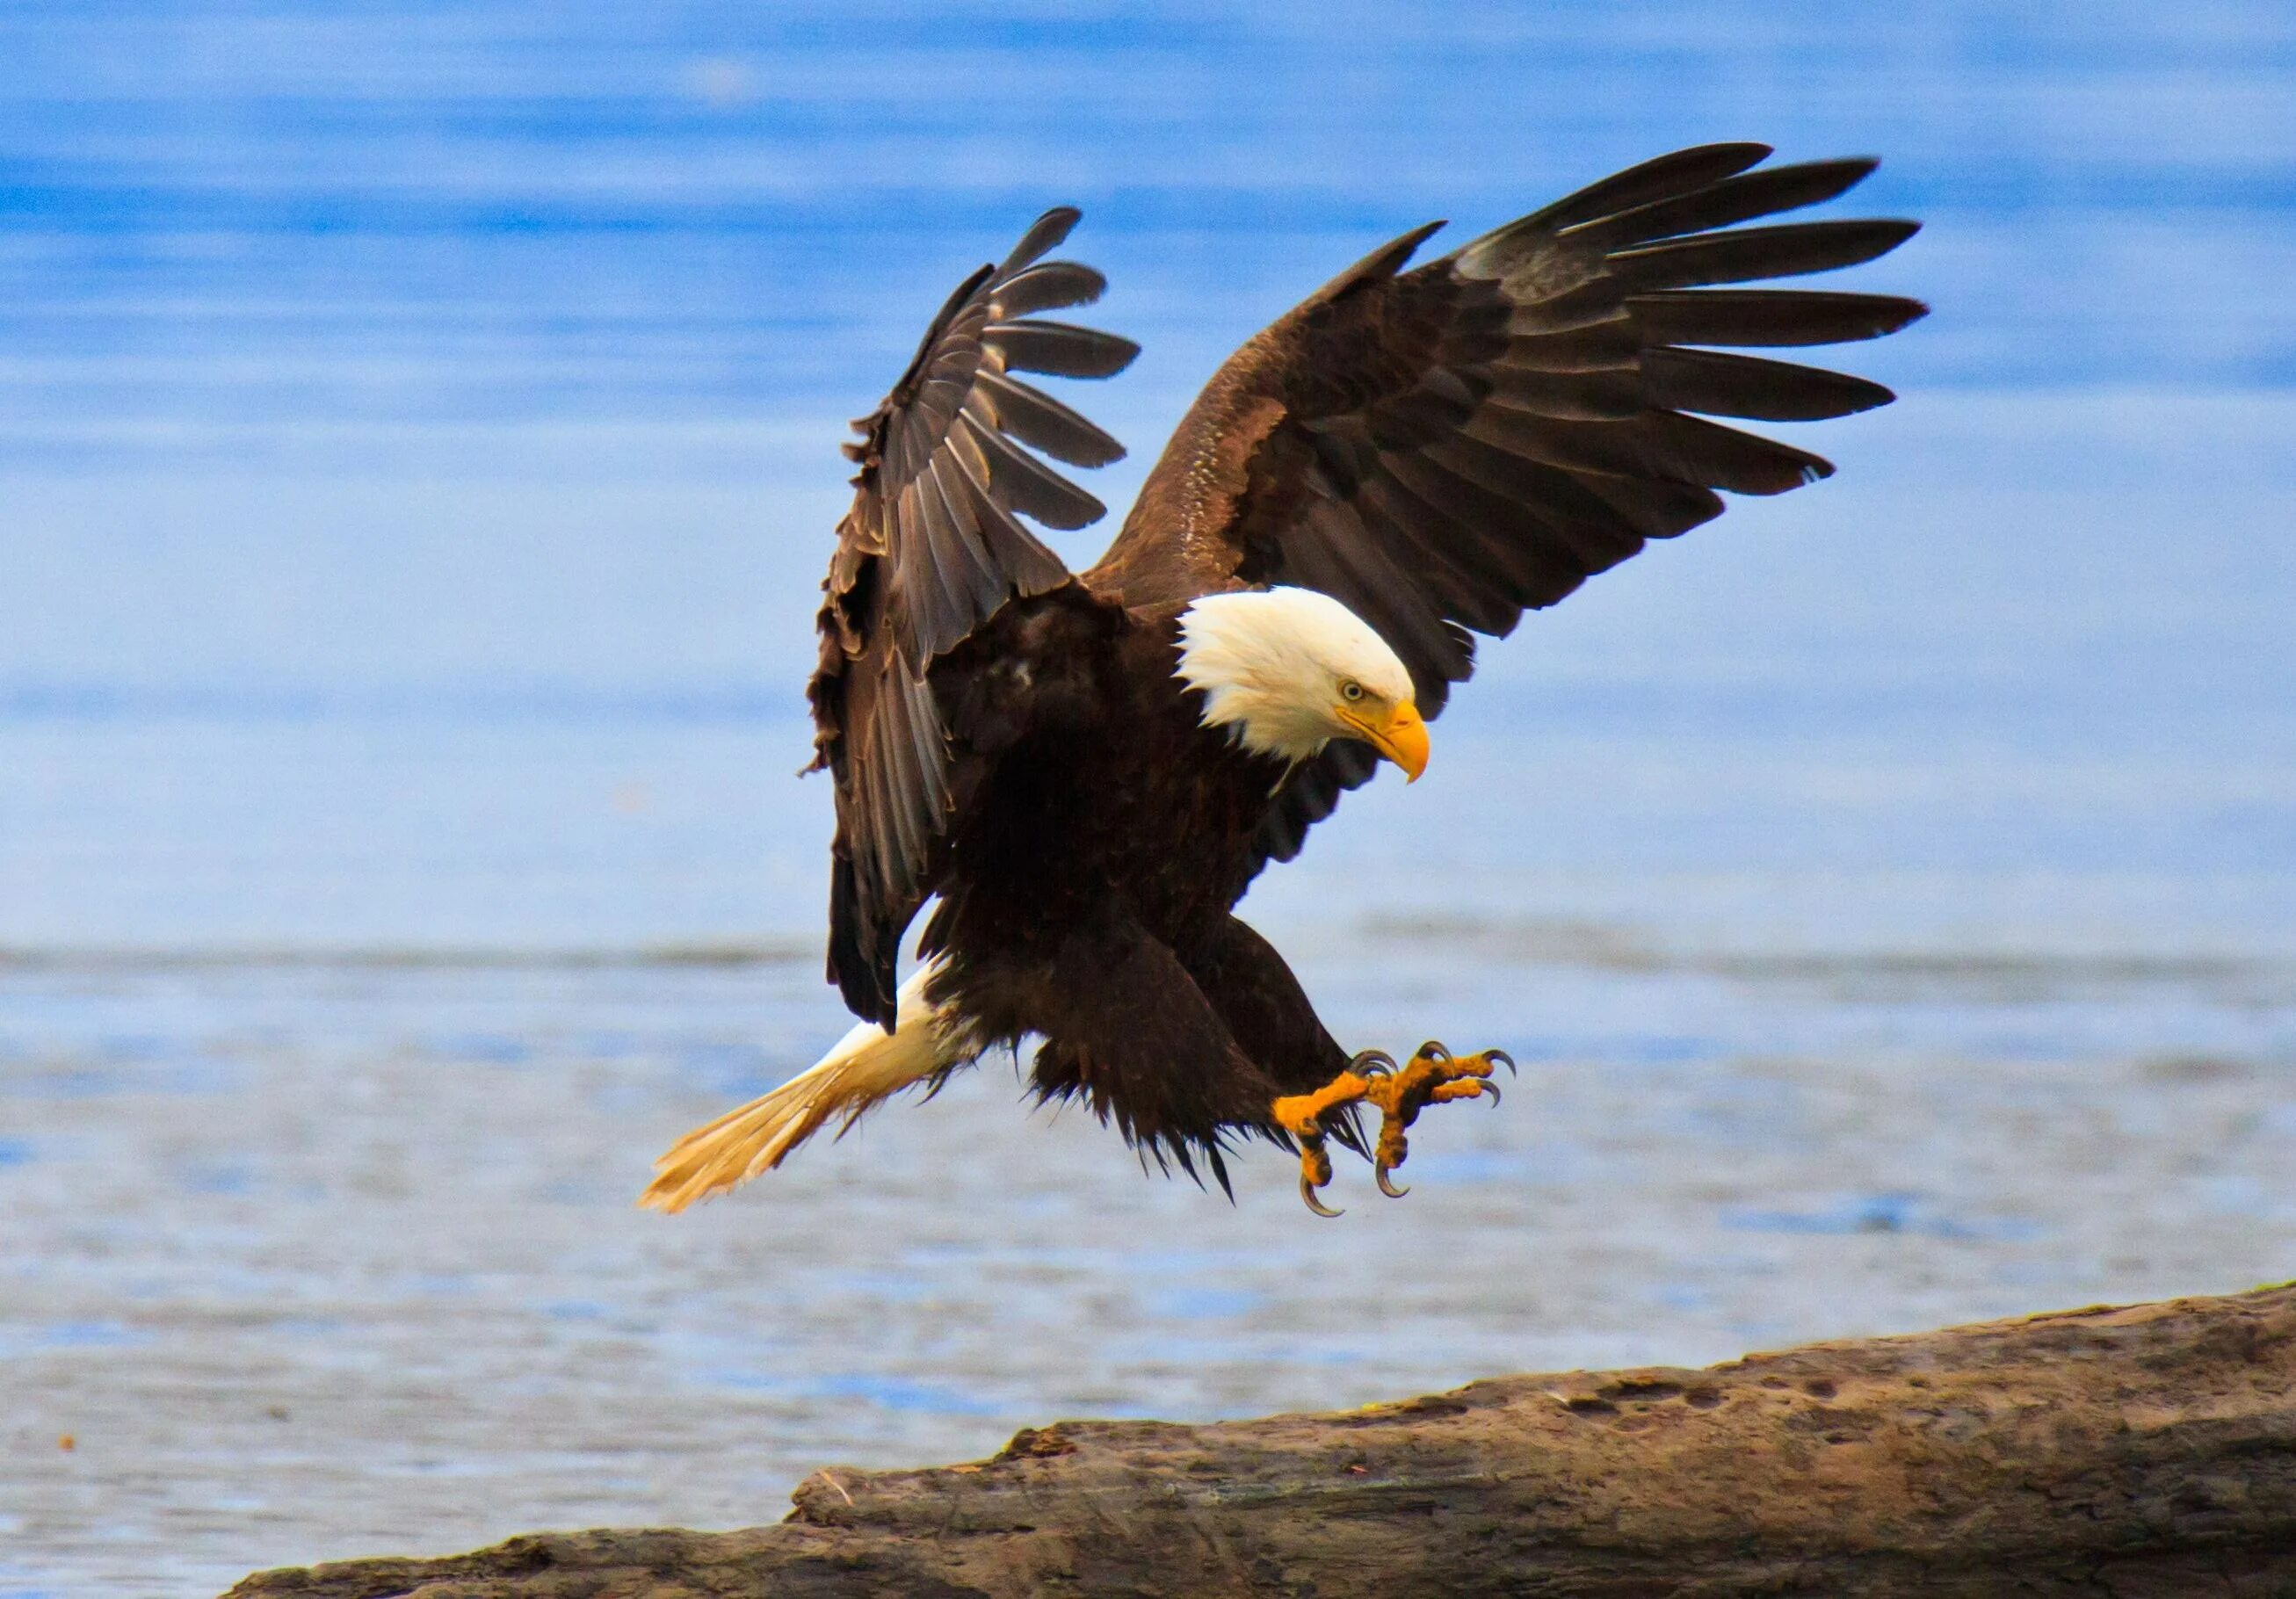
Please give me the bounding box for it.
[3,4,2293,1593]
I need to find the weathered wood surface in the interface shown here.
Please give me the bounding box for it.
[228,1284,2296,1598]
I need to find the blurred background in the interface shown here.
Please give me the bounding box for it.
[2,3,2292,1592]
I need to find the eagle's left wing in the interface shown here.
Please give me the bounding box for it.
[1083,143,1924,864]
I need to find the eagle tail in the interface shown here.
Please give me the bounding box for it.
[638,960,980,1214]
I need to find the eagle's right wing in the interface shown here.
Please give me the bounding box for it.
[813,209,1138,1027]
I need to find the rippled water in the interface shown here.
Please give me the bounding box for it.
[6,945,2295,1595]
[4,4,2295,1595]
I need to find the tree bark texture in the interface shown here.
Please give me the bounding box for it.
[228,1284,2296,1597]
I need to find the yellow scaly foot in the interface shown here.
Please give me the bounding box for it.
[1271,1041,1511,1216]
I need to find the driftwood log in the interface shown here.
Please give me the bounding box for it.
[229,1284,2296,1598]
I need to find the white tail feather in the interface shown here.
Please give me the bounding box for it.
[639,962,980,1214]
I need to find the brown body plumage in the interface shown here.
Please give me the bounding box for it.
[645,143,1925,1210]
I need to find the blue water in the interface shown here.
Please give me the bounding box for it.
[2,4,2294,1594]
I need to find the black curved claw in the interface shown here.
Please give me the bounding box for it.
[1481,1078,1503,1109]
[1300,1172,1344,1219]
[1351,1047,1398,1079]
[1415,1039,1451,1065]
[1375,1165,1410,1199]
[1488,1048,1517,1078]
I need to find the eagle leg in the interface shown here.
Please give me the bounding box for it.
[1272,1042,1511,1216]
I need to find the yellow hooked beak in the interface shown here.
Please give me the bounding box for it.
[1343,699,1430,783]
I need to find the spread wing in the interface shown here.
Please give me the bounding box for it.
[1083,143,1925,863]
[813,208,1139,1026]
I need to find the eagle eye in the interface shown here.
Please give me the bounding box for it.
[1339,679,1365,702]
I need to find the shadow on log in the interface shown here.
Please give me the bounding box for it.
[229,1284,2296,1597]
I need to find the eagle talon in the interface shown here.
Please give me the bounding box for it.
[1272,1039,1512,1212]
[1300,1172,1344,1218]
[1488,1049,1517,1078]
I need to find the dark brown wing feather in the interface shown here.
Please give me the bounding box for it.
[1083,144,1923,865]
[814,209,1138,1025]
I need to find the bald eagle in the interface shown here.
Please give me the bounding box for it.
[642,144,1923,1216]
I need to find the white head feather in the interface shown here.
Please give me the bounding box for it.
[1175,587,1417,763]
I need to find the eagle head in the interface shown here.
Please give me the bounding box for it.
[1174,587,1430,781]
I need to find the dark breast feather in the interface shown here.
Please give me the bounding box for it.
[814,209,1139,1027]
[1083,142,1925,874]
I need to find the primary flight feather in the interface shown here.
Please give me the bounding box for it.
[643,143,1924,1216]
